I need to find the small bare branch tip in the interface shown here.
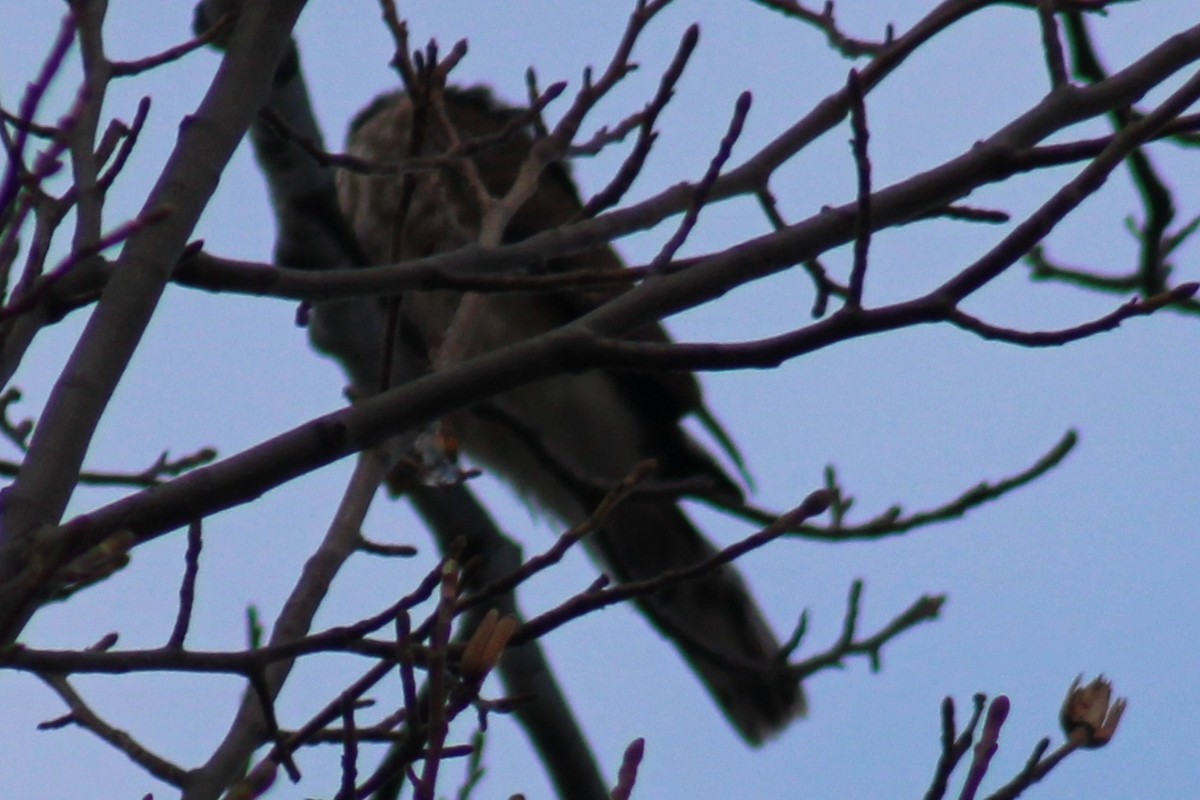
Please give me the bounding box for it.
[87,632,119,652]
[768,430,1075,541]
[736,90,753,116]
[180,238,205,260]
[644,90,750,272]
[951,274,1196,346]
[959,694,1010,800]
[37,713,76,731]
[940,696,957,741]
[750,0,887,56]
[358,537,419,557]
[1037,0,1070,89]
[779,608,809,659]
[800,487,833,518]
[610,737,645,800]
[984,694,1011,732]
[1172,281,1199,299]
[111,12,235,77]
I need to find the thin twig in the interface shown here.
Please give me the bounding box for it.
[1063,10,1178,297]
[396,610,421,749]
[916,204,1011,224]
[340,694,360,800]
[273,660,397,771]
[513,490,829,644]
[985,738,1076,800]
[947,282,1198,346]
[1036,1,1069,89]
[37,673,188,787]
[1,205,172,322]
[748,0,891,57]
[791,584,946,678]
[923,694,989,800]
[455,461,658,615]
[0,12,76,226]
[358,537,419,558]
[960,696,1010,800]
[845,69,871,307]
[415,563,459,800]
[579,25,700,218]
[725,430,1078,540]
[96,96,151,193]
[248,668,300,781]
[0,387,32,450]
[110,12,235,77]
[166,519,203,649]
[647,91,752,274]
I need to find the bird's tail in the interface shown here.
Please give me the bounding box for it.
[590,497,805,744]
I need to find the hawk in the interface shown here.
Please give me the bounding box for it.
[337,86,804,744]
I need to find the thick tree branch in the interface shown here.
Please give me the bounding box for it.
[0,0,312,643]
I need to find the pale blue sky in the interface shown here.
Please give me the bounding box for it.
[1,2,1197,798]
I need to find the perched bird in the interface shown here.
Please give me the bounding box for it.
[337,86,804,743]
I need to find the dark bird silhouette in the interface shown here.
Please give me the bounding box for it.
[337,86,804,743]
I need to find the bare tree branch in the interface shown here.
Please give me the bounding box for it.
[0,0,312,643]
[38,673,189,787]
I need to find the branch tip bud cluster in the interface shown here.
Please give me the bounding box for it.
[1060,674,1126,749]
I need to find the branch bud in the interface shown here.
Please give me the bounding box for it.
[460,608,518,683]
[1060,674,1126,748]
